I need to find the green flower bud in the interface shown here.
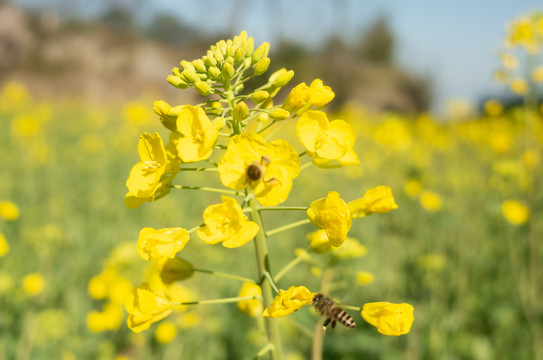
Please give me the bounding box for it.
[254,57,271,76]
[226,45,234,58]
[172,67,182,77]
[160,257,194,285]
[167,75,189,89]
[221,62,235,80]
[192,59,207,73]
[214,47,224,62]
[250,90,270,103]
[213,116,226,130]
[252,42,270,64]
[208,66,221,79]
[225,56,235,66]
[234,102,249,121]
[268,108,291,120]
[205,51,217,66]
[245,37,254,57]
[181,69,200,83]
[153,100,178,131]
[208,101,224,116]
[194,81,212,96]
[180,60,195,72]
[271,69,294,87]
[234,47,245,66]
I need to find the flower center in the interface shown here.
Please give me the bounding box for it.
[143,160,161,173]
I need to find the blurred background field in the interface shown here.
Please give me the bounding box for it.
[0,1,542,359]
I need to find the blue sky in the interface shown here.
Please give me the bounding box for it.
[12,0,543,110]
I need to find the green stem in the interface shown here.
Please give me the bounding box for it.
[299,162,313,172]
[263,272,280,294]
[248,193,283,360]
[274,252,310,282]
[193,268,257,284]
[253,343,274,359]
[266,219,311,237]
[187,224,204,234]
[256,119,277,134]
[174,295,261,306]
[171,185,243,196]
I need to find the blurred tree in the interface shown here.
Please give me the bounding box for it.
[145,13,198,47]
[357,15,394,64]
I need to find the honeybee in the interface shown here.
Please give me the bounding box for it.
[312,293,356,335]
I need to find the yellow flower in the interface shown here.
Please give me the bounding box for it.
[307,191,351,247]
[125,283,174,333]
[361,302,414,336]
[510,78,528,95]
[333,238,367,259]
[483,99,504,117]
[126,132,178,200]
[0,201,20,221]
[125,179,173,209]
[237,282,263,317]
[0,233,9,257]
[218,133,300,206]
[348,186,398,218]
[197,196,259,248]
[166,105,222,163]
[262,286,315,318]
[296,110,357,166]
[22,273,46,296]
[356,271,375,286]
[87,303,124,332]
[283,79,335,114]
[404,179,422,198]
[532,66,543,83]
[138,227,190,261]
[501,199,529,225]
[154,321,177,344]
[420,191,442,212]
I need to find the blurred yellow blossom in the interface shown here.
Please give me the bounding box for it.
[87,303,124,332]
[137,227,190,261]
[333,238,368,259]
[500,53,518,70]
[419,191,443,212]
[356,271,375,286]
[0,81,32,111]
[490,132,513,154]
[404,179,422,198]
[218,133,300,206]
[310,267,322,278]
[510,78,528,95]
[501,199,529,225]
[361,302,414,336]
[416,253,447,272]
[348,186,398,218]
[523,149,540,169]
[532,66,543,82]
[125,283,174,333]
[307,191,351,247]
[263,286,315,318]
[22,272,46,296]
[483,99,504,117]
[237,282,263,317]
[123,101,154,126]
[307,229,332,254]
[0,273,14,294]
[0,233,9,257]
[197,196,259,248]
[372,117,412,150]
[154,321,177,344]
[0,201,20,221]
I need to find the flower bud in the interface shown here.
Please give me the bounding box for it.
[225,56,235,66]
[272,69,294,88]
[213,116,226,129]
[181,69,199,83]
[254,57,270,76]
[180,60,195,72]
[205,51,217,66]
[234,102,249,121]
[250,90,270,104]
[257,113,269,123]
[252,42,270,64]
[192,59,207,73]
[245,37,254,57]
[159,257,194,285]
[234,47,245,66]
[221,62,235,80]
[171,67,182,77]
[194,81,212,96]
[268,108,291,120]
[208,66,221,79]
[166,75,188,89]
[214,47,224,62]
[226,45,234,58]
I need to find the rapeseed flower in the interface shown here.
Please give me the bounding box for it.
[420,191,443,212]
[283,79,335,114]
[154,321,177,344]
[348,186,398,218]
[87,303,124,332]
[0,201,20,221]
[296,110,358,166]
[125,132,179,201]
[125,283,174,333]
[501,199,529,225]
[137,227,190,261]
[307,191,351,247]
[356,271,375,286]
[218,133,300,206]
[262,286,315,317]
[0,233,9,257]
[22,272,45,296]
[237,282,263,317]
[361,302,414,336]
[166,105,222,163]
[197,196,259,248]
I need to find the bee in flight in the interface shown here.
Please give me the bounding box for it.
[312,293,356,335]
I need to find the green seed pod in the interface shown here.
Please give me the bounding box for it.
[250,90,270,104]
[167,75,189,89]
[254,57,271,76]
[252,42,270,64]
[221,62,235,80]
[208,66,221,79]
[268,108,291,120]
[234,101,249,121]
[181,69,200,83]
[194,81,212,96]
[192,59,207,73]
[272,69,294,88]
[180,60,195,72]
